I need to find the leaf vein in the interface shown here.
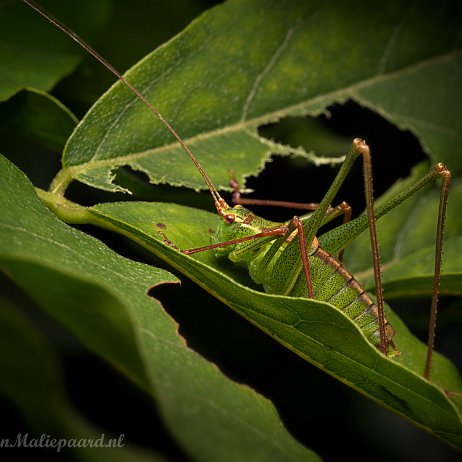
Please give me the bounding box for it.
[375,3,413,75]
[240,26,296,122]
[69,51,461,180]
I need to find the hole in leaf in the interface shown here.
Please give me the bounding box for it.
[253,101,426,222]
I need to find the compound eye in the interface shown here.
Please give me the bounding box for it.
[223,214,235,224]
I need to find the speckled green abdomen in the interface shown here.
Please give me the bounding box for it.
[213,206,397,355]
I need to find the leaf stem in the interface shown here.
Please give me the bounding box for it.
[49,168,75,196]
[36,188,90,224]
[37,188,129,237]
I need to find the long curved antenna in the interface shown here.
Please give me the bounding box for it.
[22,0,229,215]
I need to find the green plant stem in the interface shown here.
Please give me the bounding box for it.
[36,188,90,224]
[48,168,75,196]
[36,188,134,238]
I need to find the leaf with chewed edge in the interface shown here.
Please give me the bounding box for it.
[0,154,319,461]
[49,0,462,197]
[87,198,462,451]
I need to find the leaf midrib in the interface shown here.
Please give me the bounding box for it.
[146,234,460,426]
[66,50,460,177]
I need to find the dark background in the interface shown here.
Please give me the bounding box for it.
[1,1,461,461]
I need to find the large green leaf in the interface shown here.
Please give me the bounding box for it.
[0,154,319,461]
[86,198,462,450]
[7,0,462,458]
[49,0,462,196]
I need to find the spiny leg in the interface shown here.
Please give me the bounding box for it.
[161,217,314,302]
[356,140,387,355]
[230,175,352,219]
[319,162,451,377]
[424,165,451,380]
[231,176,322,211]
[160,211,317,303]
[362,159,452,373]
[337,203,352,262]
[268,139,389,354]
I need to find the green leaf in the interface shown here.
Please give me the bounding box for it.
[88,199,462,450]
[53,0,462,195]
[35,0,205,115]
[9,0,462,458]
[0,154,319,461]
[0,0,110,102]
[353,54,462,170]
[0,89,77,151]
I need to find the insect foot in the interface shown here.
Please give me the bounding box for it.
[158,231,183,252]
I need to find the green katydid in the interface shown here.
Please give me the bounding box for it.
[23,0,451,381]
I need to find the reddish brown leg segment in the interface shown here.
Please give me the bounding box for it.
[230,176,322,211]
[177,226,289,255]
[292,216,314,299]
[424,164,451,380]
[355,140,387,355]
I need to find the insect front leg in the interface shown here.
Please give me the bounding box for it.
[159,226,289,255]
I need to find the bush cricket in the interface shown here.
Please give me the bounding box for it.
[23,0,451,382]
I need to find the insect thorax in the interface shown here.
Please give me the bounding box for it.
[212,206,284,266]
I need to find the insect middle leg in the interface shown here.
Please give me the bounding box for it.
[230,175,352,261]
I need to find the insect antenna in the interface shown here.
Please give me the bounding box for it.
[23,0,230,216]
